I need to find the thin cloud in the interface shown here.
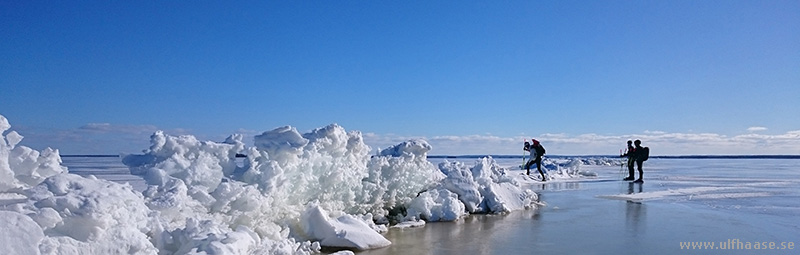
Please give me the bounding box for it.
[747,126,768,132]
[14,123,190,154]
[79,123,158,135]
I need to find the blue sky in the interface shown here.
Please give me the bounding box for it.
[2,0,799,155]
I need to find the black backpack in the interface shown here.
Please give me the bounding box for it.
[535,145,546,156]
[640,147,650,161]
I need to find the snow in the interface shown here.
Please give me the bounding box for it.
[0,210,44,255]
[596,186,778,201]
[2,114,594,254]
[1,115,67,192]
[300,206,391,250]
[597,186,736,201]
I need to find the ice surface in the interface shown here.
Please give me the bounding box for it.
[358,158,800,255]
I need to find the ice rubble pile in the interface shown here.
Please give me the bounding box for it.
[0,114,540,255]
[1,115,156,254]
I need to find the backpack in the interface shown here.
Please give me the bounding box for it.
[640,147,649,161]
[535,145,546,156]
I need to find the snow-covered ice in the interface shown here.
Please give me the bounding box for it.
[2,114,609,254]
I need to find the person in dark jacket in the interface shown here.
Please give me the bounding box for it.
[524,139,547,181]
[632,140,645,183]
[620,140,635,181]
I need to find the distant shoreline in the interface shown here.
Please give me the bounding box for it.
[61,154,800,159]
[61,155,121,157]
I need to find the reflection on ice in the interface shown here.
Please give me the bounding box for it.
[627,182,644,195]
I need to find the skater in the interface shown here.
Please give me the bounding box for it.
[524,139,547,181]
[620,140,636,181]
[632,140,648,183]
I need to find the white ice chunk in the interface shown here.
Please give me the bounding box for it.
[301,206,391,250]
[0,210,44,255]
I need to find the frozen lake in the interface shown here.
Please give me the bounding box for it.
[64,156,800,254]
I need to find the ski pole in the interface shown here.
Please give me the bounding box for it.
[522,139,526,168]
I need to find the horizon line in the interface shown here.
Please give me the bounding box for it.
[60,154,800,159]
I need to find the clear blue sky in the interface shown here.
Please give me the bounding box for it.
[2,0,799,155]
